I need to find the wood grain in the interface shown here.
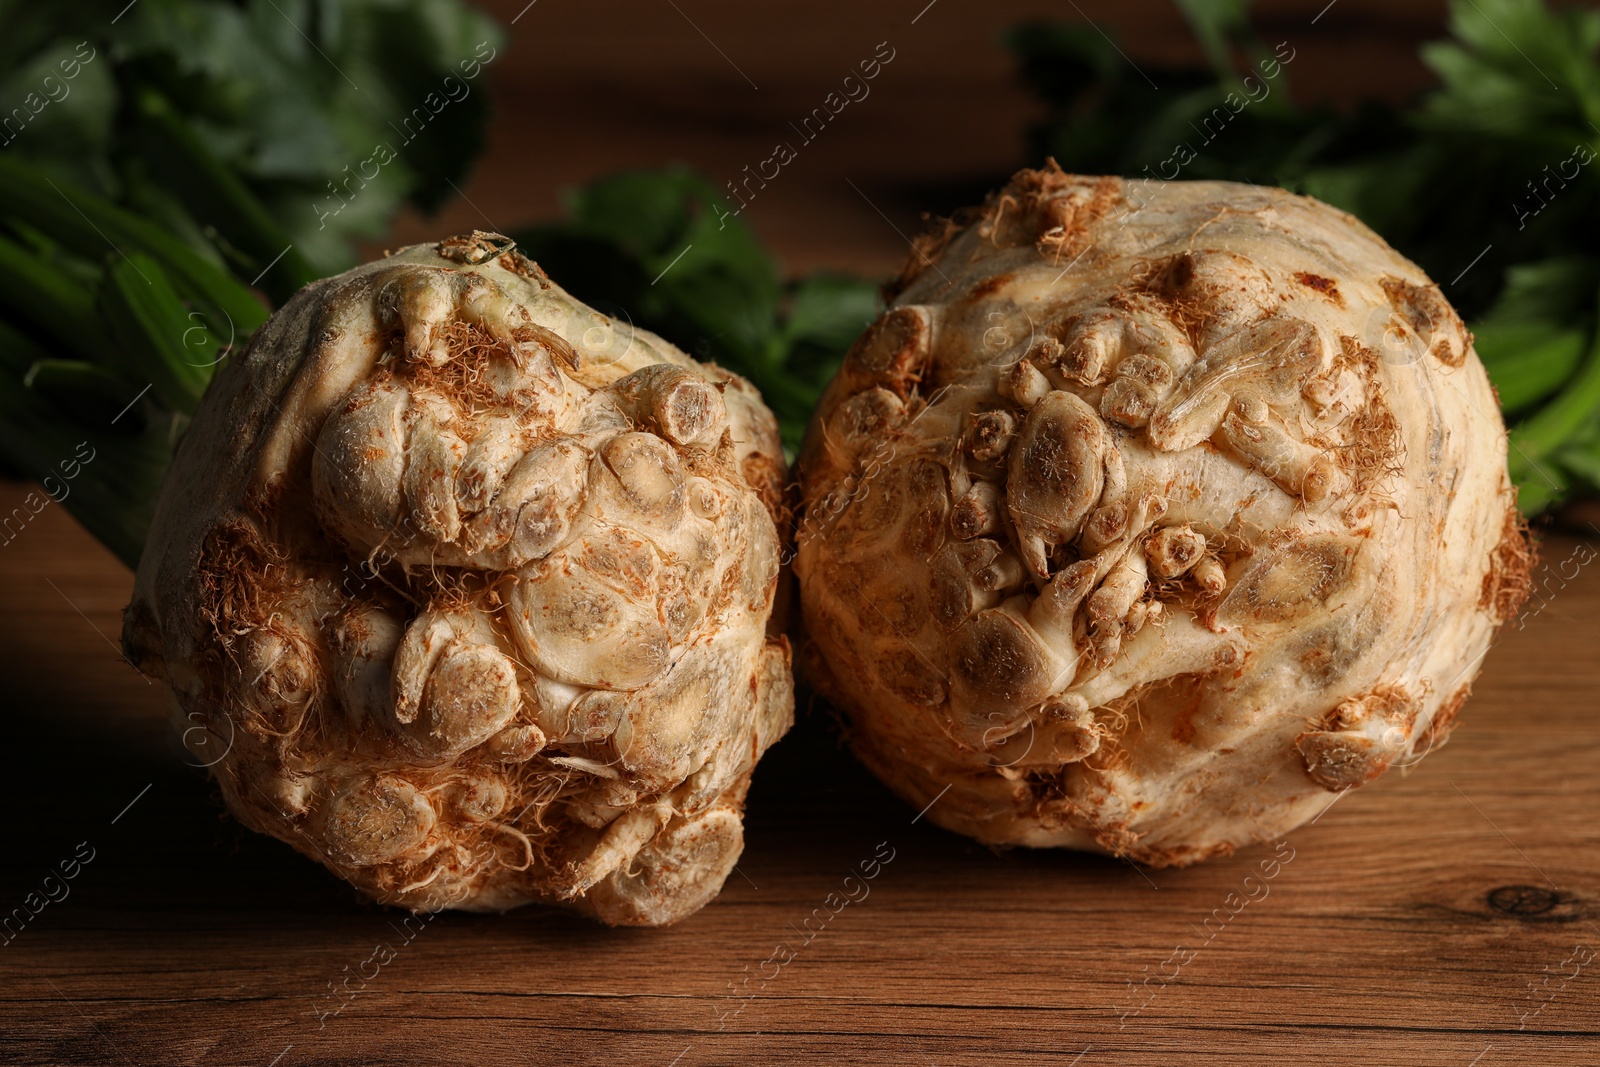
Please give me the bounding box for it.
[1,486,1597,1066]
[4,1,1599,1062]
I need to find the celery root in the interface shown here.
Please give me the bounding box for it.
[123,234,793,924]
[794,167,1531,865]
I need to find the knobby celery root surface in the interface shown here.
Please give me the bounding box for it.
[123,233,793,925]
[795,166,1532,866]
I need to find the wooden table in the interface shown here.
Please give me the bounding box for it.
[6,1,1600,1062]
[2,493,1598,1066]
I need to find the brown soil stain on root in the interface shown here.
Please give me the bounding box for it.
[963,272,1015,303]
[1294,271,1344,307]
[1480,504,1535,624]
[1335,337,1405,497]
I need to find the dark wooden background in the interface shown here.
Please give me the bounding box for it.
[386,0,1449,275]
[4,1,1599,1064]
